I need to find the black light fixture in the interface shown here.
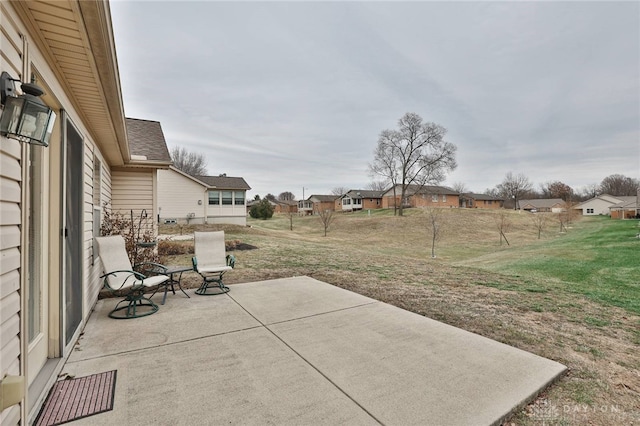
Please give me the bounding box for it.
[0,72,56,146]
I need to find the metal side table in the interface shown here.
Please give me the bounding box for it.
[151,266,192,305]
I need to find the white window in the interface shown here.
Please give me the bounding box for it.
[432,194,438,202]
[442,194,446,202]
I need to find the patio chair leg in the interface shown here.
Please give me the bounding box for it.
[109,290,159,319]
[194,273,230,296]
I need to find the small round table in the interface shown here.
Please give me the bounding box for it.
[152,266,192,305]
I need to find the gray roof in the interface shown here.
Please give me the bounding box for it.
[343,190,384,199]
[461,193,503,201]
[308,195,338,202]
[609,196,638,209]
[125,118,171,162]
[518,198,565,209]
[194,175,251,190]
[385,184,458,196]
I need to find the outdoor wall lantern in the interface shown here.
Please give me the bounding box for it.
[0,71,56,146]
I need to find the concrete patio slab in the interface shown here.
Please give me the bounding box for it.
[60,276,566,425]
[270,300,566,425]
[70,289,259,361]
[64,328,376,425]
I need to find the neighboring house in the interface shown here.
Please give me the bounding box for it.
[158,167,251,226]
[298,199,314,215]
[608,196,639,219]
[572,194,626,216]
[117,118,172,233]
[299,195,338,215]
[0,2,170,425]
[518,199,566,213]
[381,185,459,209]
[338,190,384,212]
[459,193,504,209]
[274,199,298,214]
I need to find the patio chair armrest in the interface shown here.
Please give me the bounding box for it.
[226,254,236,268]
[135,262,169,275]
[100,269,146,280]
[192,256,198,271]
[100,269,147,291]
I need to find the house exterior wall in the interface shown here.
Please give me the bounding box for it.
[206,199,247,226]
[362,198,382,210]
[412,194,459,208]
[157,168,207,224]
[111,168,156,233]
[312,201,335,213]
[574,198,614,215]
[0,5,118,423]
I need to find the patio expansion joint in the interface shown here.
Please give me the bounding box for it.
[227,295,385,425]
[264,301,380,327]
[66,324,264,364]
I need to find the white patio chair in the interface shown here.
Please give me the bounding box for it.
[192,231,235,295]
[96,235,169,319]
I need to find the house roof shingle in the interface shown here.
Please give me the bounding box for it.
[194,175,251,190]
[308,195,338,202]
[343,190,384,199]
[125,118,172,162]
[461,193,503,201]
[518,198,566,209]
[384,184,458,197]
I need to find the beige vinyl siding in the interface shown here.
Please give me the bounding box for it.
[111,169,154,211]
[83,142,110,313]
[111,168,154,235]
[0,6,23,423]
[157,168,206,223]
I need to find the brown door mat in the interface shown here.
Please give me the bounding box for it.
[34,370,117,426]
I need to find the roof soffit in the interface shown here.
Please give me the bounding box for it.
[10,0,128,166]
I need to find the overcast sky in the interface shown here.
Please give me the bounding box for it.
[110,1,639,199]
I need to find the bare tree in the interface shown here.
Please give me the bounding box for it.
[331,187,349,196]
[170,146,208,176]
[278,191,296,201]
[530,213,548,239]
[494,211,511,246]
[496,172,533,210]
[365,180,388,192]
[451,181,468,195]
[599,174,639,196]
[264,193,277,202]
[316,208,336,237]
[541,181,573,201]
[576,183,599,201]
[369,113,457,217]
[423,207,445,258]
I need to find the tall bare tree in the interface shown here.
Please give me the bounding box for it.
[366,180,388,192]
[576,183,599,201]
[331,187,349,196]
[369,113,457,216]
[170,146,208,176]
[599,174,639,196]
[496,172,533,210]
[278,191,296,201]
[541,181,573,201]
[451,182,468,195]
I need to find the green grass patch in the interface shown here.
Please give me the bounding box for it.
[470,217,640,315]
